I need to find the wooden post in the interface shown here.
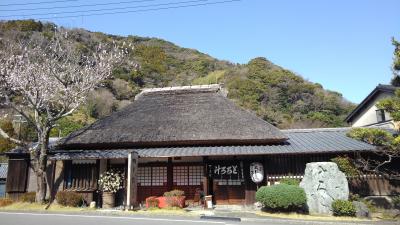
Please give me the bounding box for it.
[126,151,139,210]
[167,158,173,191]
[202,156,209,195]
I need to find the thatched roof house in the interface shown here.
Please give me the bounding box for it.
[58,84,287,149]
[8,84,391,207]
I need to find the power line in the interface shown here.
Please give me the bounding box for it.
[0,0,159,12]
[34,0,240,20]
[0,0,79,7]
[3,0,208,17]
[1,0,215,18]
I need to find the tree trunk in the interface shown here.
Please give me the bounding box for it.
[35,172,46,203]
[33,128,50,204]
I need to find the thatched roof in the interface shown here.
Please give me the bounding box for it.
[58,85,287,149]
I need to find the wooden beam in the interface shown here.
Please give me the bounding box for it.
[126,151,139,210]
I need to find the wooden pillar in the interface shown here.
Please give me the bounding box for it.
[167,158,173,191]
[202,156,209,195]
[126,151,139,210]
[99,159,107,176]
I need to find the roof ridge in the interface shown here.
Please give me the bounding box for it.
[282,127,352,133]
[135,84,222,100]
[345,84,398,122]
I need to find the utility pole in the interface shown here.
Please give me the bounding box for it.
[13,114,27,140]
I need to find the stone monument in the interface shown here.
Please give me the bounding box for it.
[300,162,349,215]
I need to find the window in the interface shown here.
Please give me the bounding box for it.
[189,166,203,185]
[137,167,151,186]
[65,160,98,190]
[173,166,203,186]
[137,166,167,187]
[173,166,188,185]
[151,167,167,186]
[376,109,386,123]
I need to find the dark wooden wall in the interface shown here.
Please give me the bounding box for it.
[6,158,29,200]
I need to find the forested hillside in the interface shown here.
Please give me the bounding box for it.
[0,20,355,146]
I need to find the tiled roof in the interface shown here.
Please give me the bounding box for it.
[50,128,376,160]
[7,137,60,154]
[0,163,8,179]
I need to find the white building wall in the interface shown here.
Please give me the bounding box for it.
[351,92,394,128]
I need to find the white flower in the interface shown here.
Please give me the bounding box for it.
[98,169,124,193]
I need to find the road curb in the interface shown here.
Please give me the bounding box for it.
[200,215,241,222]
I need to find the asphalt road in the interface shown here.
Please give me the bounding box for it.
[0,211,397,225]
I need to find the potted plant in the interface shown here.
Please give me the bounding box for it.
[98,170,124,209]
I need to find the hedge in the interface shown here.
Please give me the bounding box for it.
[255,184,307,212]
[55,191,83,207]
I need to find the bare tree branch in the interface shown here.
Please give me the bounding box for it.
[0,127,25,146]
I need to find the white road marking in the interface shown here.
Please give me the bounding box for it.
[0,211,226,224]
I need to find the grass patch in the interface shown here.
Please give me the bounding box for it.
[127,207,190,216]
[255,211,375,222]
[0,202,94,212]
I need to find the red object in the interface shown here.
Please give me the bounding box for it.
[145,196,186,208]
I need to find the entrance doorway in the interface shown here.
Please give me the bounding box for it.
[207,161,245,205]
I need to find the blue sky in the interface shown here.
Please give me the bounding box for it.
[1,0,399,103]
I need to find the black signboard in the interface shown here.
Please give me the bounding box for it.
[207,162,242,179]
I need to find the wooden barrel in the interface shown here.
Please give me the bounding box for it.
[102,192,115,209]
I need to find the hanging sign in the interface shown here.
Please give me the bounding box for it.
[207,162,242,179]
[250,162,264,183]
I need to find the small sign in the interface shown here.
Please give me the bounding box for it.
[207,162,242,179]
[250,162,264,183]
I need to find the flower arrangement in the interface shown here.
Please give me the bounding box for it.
[98,170,124,193]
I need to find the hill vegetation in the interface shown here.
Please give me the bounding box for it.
[0,20,354,152]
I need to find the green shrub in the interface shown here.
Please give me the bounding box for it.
[349,193,360,201]
[332,200,356,217]
[392,195,400,209]
[255,184,307,212]
[347,128,393,146]
[163,189,185,197]
[20,192,36,203]
[0,198,13,207]
[55,191,83,207]
[0,119,16,153]
[331,156,359,176]
[2,20,43,32]
[280,178,300,186]
[0,138,16,153]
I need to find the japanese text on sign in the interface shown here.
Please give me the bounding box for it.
[207,162,242,179]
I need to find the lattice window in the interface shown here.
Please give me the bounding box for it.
[173,166,203,186]
[152,166,167,186]
[173,166,188,186]
[188,166,203,185]
[138,167,151,186]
